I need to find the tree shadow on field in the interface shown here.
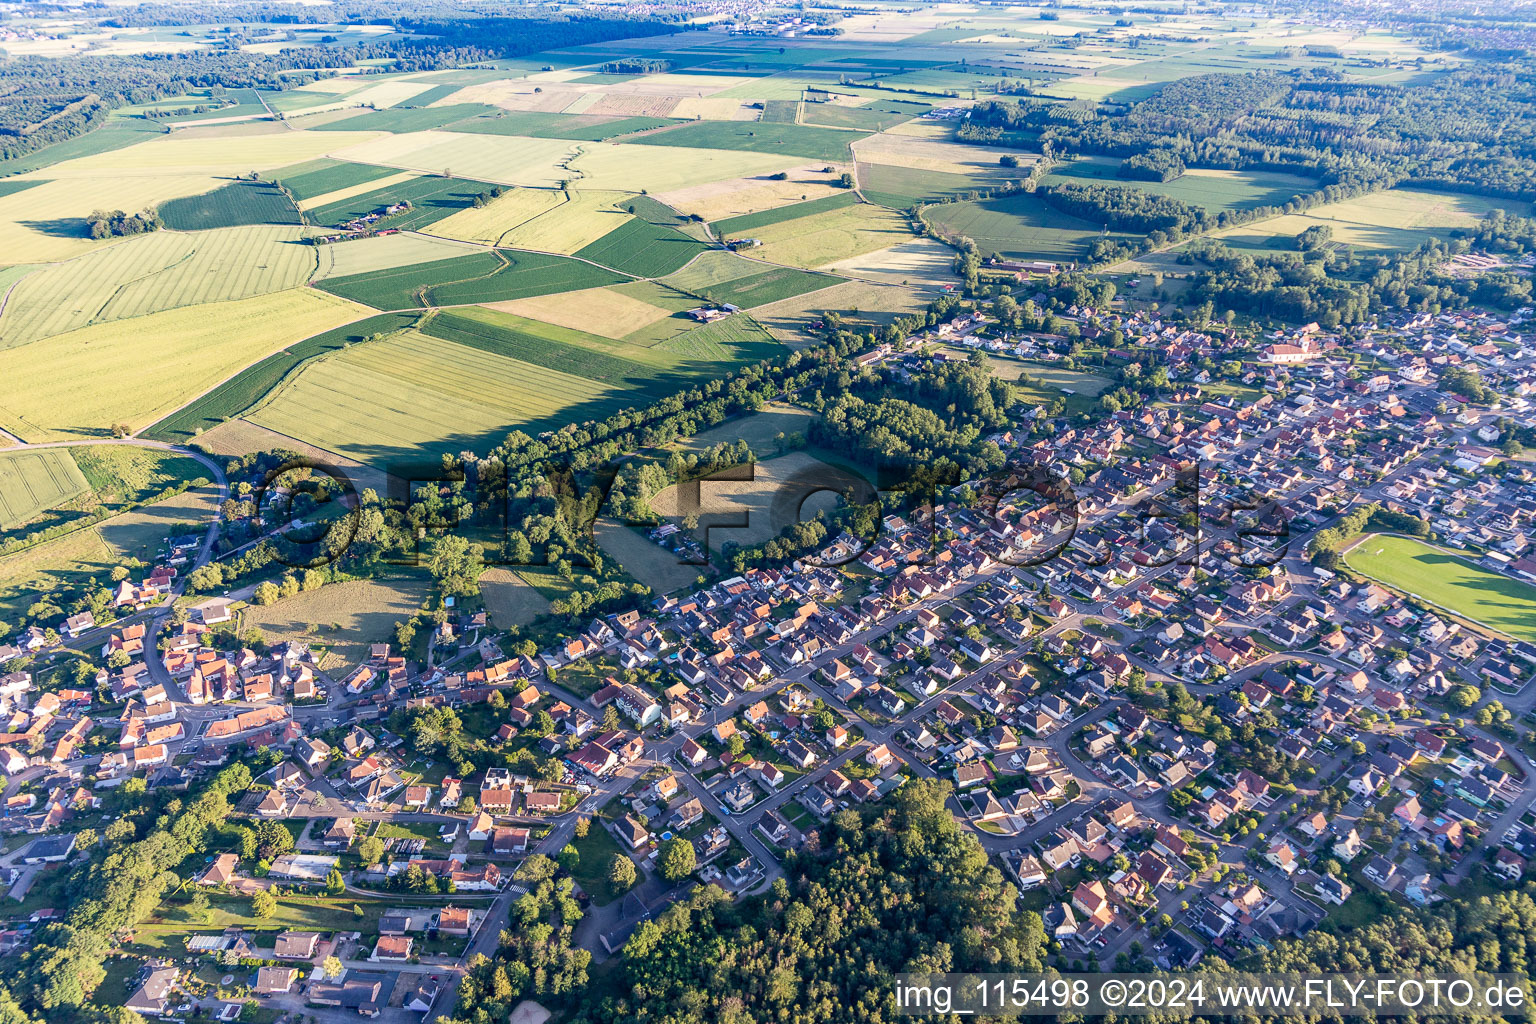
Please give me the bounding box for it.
[19,217,89,239]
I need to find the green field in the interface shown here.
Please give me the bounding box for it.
[446,112,681,141]
[925,192,1137,261]
[0,180,45,200]
[654,314,781,362]
[158,180,302,230]
[143,312,422,442]
[307,174,502,231]
[0,119,164,177]
[1042,158,1318,215]
[1345,534,1536,641]
[271,159,403,201]
[0,449,88,529]
[309,102,502,133]
[801,100,932,132]
[421,307,685,386]
[238,574,432,668]
[625,121,868,162]
[314,249,628,309]
[712,192,859,235]
[573,217,710,277]
[858,163,1001,210]
[688,264,843,308]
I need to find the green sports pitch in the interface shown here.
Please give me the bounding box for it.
[1344,533,1536,641]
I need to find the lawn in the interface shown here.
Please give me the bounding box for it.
[307,173,504,232]
[569,816,633,907]
[313,249,627,310]
[158,180,302,230]
[624,120,867,162]
[924,192,1138,262]
[1344,534,1536,641]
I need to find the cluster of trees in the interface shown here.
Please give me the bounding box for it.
[599,58,672,74]
[1307,501,1381,569]
[446,858,589,1024]
[1040,181,1209,234]
[1119,148,1186,182]
[85,208,161,239]
[15,763,252,1014]
[564,780,1041,1023]
[959,61,1536,197]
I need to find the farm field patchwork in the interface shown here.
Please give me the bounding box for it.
[712,191,859,235]
[23,129,381,177]
[0,225,318,349]
[312,232,484,280]
[143,312,422,443]
[493,190,633,253]
[0,288,369,441]
[858,162,1004,209]
[566,142,804,194]
[484,281,694,342]
[1345,534,1536,641]
[247,328,640,462]
[852,133,1035,175]
[314,249,627,309]
[307,173,502,231]
[309,102,502,133]
[270,159,405,201]
[446,112,680,140]
[573,216,710,277]
[654,165,846,223]
[424,187,568,246]
[821,237,958,287]
[329,130,576,188]
[750,202,914,269]
[158,180,302,230]
[624,120,868,162]
[0,174,227,262]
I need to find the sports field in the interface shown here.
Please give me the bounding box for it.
[0,225,318,348]
[314,249,628,309]
[1345,534,1536,641]
[0,288,368,441]
[0,449,89,529]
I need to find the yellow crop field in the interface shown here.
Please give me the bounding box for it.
[296,170,421,212]
[569,142,803,194]
[667,98,762,121]
[821,237,959,287]
[331,130,576,186]
[496,190,632,253]
[484,284,677,339]
[753,203,914,269]
[23,130,382,177]
[852,133,1036,174]
[0,174,225,262]
[248,329,621,462]
[313,231,484,280]
[345,80,435,108]
[654,164,843,222]
[1211,188,1531,252]
[0,225,318,348]
[0,288,369,441]
[426,187,567,245]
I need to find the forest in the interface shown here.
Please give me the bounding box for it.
[962,60,1536,197]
